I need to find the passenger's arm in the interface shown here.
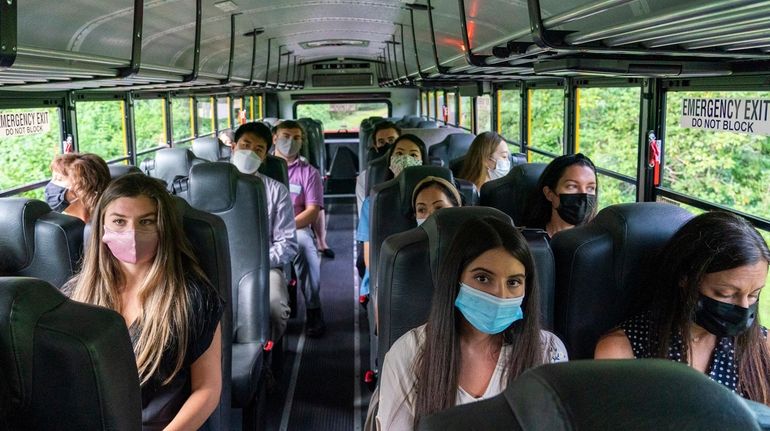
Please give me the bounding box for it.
[593,329,635,359]
[164,324,222,431]
[295,204,320,230]
[363,241,370,269]
[376,336,418,430]
[271,185,299,267]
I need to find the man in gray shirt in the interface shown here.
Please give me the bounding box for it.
[231,122,298,341]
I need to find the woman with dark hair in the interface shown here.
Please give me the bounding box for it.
[356,134,429,298]
[411,176,462,226]
[595,211,770,405]
[524,153,598,238]
[457,131,510,190]
[375,217,567,429]
[66,174,224,429]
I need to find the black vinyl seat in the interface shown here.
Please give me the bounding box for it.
[108,164,142,179]
[141,148,207,195]
[0,277,141,430]
[258,154,289,188]
[0,198,84,289]
[185,162,271,427]
[298,118,327,174]
[428,133,475,167]
[551,203,693,359]
[418,359,770,431]
[376,206,555,366]
[480,163,547,226]
[327,146,359,194]
[192,136,232,162]
[173,197,233,431]
[416,120,438,129]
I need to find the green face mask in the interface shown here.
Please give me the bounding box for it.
[389,154,422,176]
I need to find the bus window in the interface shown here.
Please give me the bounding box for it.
[244,96,254,122]
[476,95,492,133]
[420,91,428,117]
[76,100,127,162]
[498,89,521,152]
[578,87,641,207]
[0,107,62,199]
[197,97,214,136]
[528,88,564,163]
[133,98,167,153]
[459,96,472,130]
[428,91,436,119]
[217,97,230,131]
[232,97,244,126]
[446,92,457,125]
[663,90,770,221]
[437,92,445,123]
[172,97,193,143]
[295,102,389,132]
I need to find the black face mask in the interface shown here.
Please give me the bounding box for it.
[694,293,757,338]
[556,193,596,226]
[44,182,70,212]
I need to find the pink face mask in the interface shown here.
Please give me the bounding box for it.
[102,226,159,264]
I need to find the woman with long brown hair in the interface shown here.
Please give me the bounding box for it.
[45,152,111,223]
[375,217,567,429]
[596,211,770,406]
[66,173,224,430]
[457,131,510,190]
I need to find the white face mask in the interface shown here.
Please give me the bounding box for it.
[231,150,262,174]
[276,136,301,157]
[416,217,427,226]
[488,157,511,180]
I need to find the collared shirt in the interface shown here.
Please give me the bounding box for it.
[286,158,324,215]
[356,197,372,296]
[256,172,298,268]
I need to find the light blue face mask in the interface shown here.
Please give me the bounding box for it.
[454,282,524,334]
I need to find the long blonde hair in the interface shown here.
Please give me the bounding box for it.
[66,174,208,386]
[458,131,504,188]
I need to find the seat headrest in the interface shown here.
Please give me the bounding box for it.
[421,207,512,283]
[400,128,467,148]
[480,163,547,226]
[428,133,476,160]
[506,359,762,430]
[417,120,438,129]
[0,199,51,272]
[397,166,453,215]
[192,136,228,162]
[153,148,204,185]
[107,164,142,179]
[187,162,240,213]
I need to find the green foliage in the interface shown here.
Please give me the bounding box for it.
[530,89,564,155]
[217,98,230,131]
[476,95,492,132]
[499,90,521,143]
[77,100,126,161]
[0,107,60,190]
[198,99,214,135]
[172,97,193,142]
[134,99,166,151]
[447,93,457,124]
[460,96,472,129]
[296,103,388,132]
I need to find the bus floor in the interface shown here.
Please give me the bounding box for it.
[233,198,372,430]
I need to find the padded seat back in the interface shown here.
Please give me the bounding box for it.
[400,127,467,149]
[0,277,141,430]
[298,118,326,174]
[551,203,693,359]
[428,133,475,167]
[0,198,84,289]
[480,163,547,226]
[418,359,766,431]
[192,136,231,162]
[173,198,233,431]
[108,164,142,179]
[417,120,438,129]
[142,148,206,192]
[258,154,289,187]
[365,151,391,197]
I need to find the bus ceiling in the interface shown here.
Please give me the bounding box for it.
[0,0,769,92]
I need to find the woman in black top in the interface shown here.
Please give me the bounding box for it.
[67,174,224,429]
[595,211,770,405]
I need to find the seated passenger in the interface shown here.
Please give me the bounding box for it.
[375,217,568,429]
[218,130,235,149]
[523,153,598,238]
[411,176,462,226]
[231,121,298,341]
[356,134,429,298]
[272,120,326,337]
[458,131,511,190]
[357,121,402,216]
[65,174,224,430]
[45,152,111,223]
[595,211,770,405]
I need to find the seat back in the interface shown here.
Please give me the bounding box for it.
[327,146,359,194]
[173,197,233,431]
[192,136,231,162]
[108,164,142,179]
[418,359,765,431]
[364,151,391,197]
[0,277,141,430]
[258,154,289,187]
[479,163,547,226]
[142,148,206,192]
[428,133,475,167]
[400,127,467,150]
[187,162,271,347]
[298,118,326,174]
[551,203,693,359]
[0,198,84,289]
[416,120,438,129]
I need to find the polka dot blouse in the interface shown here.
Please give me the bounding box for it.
[620,312,768,395]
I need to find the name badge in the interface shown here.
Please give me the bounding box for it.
[289,183,302,194]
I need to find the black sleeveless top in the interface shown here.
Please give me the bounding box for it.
[620,312,767,395]
[129,276,224,430]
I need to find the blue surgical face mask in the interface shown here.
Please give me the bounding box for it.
[45,181,71,212]
[454,282,524,334]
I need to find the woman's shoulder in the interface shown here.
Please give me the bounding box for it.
[539,330,569,363]
[383,325,426,367]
